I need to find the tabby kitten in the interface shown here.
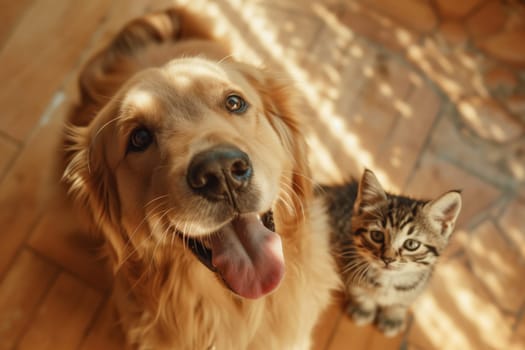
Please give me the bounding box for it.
[321,169,462,337]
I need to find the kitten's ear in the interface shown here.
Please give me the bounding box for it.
[424,190,462,237]
[354,169,387,214]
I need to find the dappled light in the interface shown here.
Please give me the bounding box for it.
[125,89,156,109]
[412,259,514,349]
[415,291,472,349]
[198,0,525,349]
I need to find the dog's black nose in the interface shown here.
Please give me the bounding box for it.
[187,145,252,201]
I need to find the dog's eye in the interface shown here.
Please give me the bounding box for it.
[128,127,153,152]
[225,94,248,114]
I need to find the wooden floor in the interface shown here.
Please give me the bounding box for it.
[1,0,525,349]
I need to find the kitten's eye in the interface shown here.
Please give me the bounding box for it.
[403,239,421,251]
[370,230,384,243]
[225,94,248,114]
[128,127,153,152]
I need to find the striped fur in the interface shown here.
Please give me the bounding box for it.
[319,169,461,337]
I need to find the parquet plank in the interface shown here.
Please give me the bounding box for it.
[0,93,68,279]
[78,298,125,350]
[0,0,34,48]
[328,313,375,350]
[28,191,113,292]
[367,327,404,350]
[312,297,344,350]
[0,136,18,181]
[0,249,57,350]
[17,272,103,350]
[0,0,111,141]
[376,82,441,190]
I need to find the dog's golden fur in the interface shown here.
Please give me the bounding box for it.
[62,8,338,349]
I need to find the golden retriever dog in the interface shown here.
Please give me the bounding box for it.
[62,8,338,349]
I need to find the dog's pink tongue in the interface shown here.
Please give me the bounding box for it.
[210,214,284,299]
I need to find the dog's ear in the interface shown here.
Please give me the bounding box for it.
[62,108,126,265]
[77,9,183,111]
[77,8,214,113]
[239,65,312,222]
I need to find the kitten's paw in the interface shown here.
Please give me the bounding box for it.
[376,315,406,337]
[346,304,376,326]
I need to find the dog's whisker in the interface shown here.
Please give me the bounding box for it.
[93,115,126,139]
[182,221,191,252]
[152,164,172,173]
[290,170,317,187]
[276,186,296,216]
[117,203,169,270]
[217,54,234,64]
[126,199,167,248]
[181,209,203,251]
[150,207,171,238]
[144,194,170,209]
[169,218,178,249]
[183,203,209,249]
[278,177,306,222]
[150,208,174,261]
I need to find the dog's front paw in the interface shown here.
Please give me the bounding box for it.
[376,313,406,337]
[346,303,376,326]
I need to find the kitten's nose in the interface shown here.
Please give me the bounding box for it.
[382,256,395,265]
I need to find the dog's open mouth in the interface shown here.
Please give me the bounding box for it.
[179,211,284,299]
